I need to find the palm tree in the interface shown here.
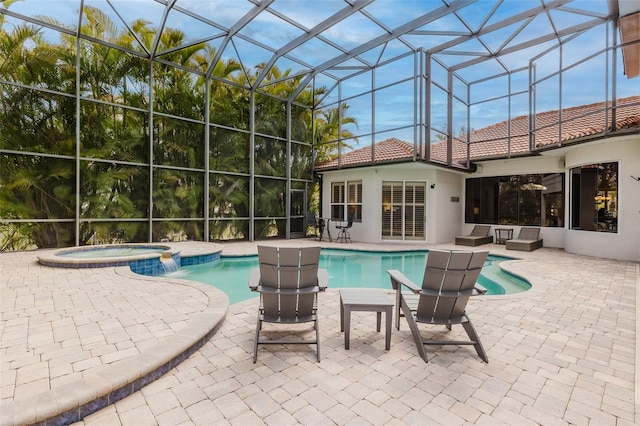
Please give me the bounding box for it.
[1,4,361,246]
[0,12,77,248]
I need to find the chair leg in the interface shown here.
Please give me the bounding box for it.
[395,286,402,330]
[253,317,261,363]
[400,296,428,362]
[461,317,488,363]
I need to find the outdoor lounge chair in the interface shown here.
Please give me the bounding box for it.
[249,245,328,362]
[387,249,489,363]
[505,227,543,251]
[455,225,493,246]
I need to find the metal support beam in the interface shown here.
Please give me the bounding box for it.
[447,71,453,167]
[450,18,605,71]
[204,77,210,241]
[252,0,374,90]
[205,0,275,78]
[150,0,176,60]
[75,0,84,246]
[290,0,476,101]
[249,91,255,241]
[425,53,432,161]
[286,100,292,239]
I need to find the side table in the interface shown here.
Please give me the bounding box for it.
[495,228,513,244]
[339,288,394,350]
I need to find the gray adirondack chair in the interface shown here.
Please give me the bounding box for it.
[387,249,489,363]
[249,245,328,362]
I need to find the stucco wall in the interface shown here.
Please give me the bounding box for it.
[430,169,464,243]
[563,135,640,262]
[467,155,566,248]
[319,163,463,244]
[318,134,639,261]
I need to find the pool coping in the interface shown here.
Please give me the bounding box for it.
[2,267,229,426]
[35,242,224,275]
[36,243,174,267]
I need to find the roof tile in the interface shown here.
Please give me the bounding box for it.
[316,96,639,170]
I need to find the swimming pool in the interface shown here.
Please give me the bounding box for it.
[171,249,530,304]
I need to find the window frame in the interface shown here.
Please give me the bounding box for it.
[382,180,426,240]
[330,180,362,222]
[569,162,618,232]
[465,173,564,227]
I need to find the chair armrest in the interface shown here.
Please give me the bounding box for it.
[248,268,260,291]
[317,269,329,291]
[387,269,420,293]
[473,283,487,295]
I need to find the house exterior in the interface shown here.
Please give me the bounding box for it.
[315,97,640,262]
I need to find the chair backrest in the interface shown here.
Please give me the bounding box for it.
[517,227,540,240]
[470,225,491,236]
[346,215,354,229]
[257,245,321,319]
[305,212,318,227]
[417,249,489,323]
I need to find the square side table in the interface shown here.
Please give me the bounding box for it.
[339,289,394,350]
[495,228,513,244]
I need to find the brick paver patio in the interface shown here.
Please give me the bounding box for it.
[1,241,638,425]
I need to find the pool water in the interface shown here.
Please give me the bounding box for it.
[172,249,530,304]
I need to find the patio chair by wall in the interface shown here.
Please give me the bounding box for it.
[455,225,493,246]
[335,215,353,243]
[387,249,489,363]
[505,227,543,251]
[305,212,323,240]
[249,245,328,362]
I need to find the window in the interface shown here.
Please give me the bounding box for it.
[570,162,617,232]
[465,173,564,227]
[382,182,402,239]
[331,181,362,221]
[331,182,345,220]
[382,181,425,240]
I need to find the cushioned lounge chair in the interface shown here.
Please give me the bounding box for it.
[455,225,493,246]
[505,227,543,252]
[387,249,489,363]
[249,245,328,362]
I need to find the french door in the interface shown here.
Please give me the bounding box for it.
[382,181,425,240]
[289,189,306,238]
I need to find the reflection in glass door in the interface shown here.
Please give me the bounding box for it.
[290,189,306,238]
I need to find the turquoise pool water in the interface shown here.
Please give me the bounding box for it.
[171,249,530,304]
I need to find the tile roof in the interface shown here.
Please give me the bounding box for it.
[316,138,415,170]
[315,96,640,171]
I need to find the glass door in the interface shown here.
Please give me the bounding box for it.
[290,189,306,238]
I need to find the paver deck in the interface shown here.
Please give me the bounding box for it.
[1,240,638,425]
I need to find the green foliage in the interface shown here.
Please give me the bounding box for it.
[0,3,357,248]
